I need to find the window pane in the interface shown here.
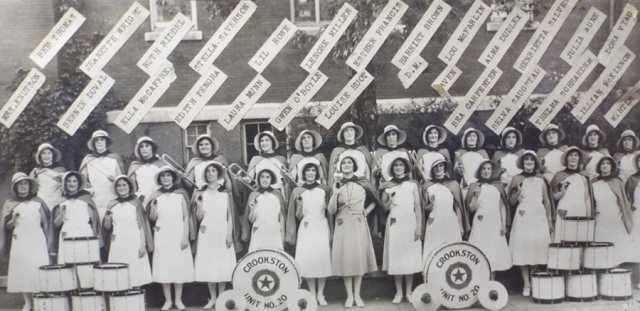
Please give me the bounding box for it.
[156,0,192,23]
[294,0,316,22]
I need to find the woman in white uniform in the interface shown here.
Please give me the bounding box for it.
[185,134,229,189]
[246,131,289,198]
[582,125,611,178]
[493,127,524,186]
[416,125,451,182]
[247,167,286,252]
[373,125,412,183]
[289,129,328,185]
[328,122,374,185]
[624,153,640,288]
[29,143,65,211]
[536,124,568,182]
[615,129,640,183]
[454,128,489,197]
[127,136,163,207]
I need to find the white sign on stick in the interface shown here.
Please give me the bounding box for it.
[315,70,374,129]
[0,68,46,128]
[398,56,428,89]
[598,3,637,66]
[560,7,606,64]
[30,8,85,69]
[248,19,297,73]
[57,71,115,135]
[605,81,640,128]
[478,6,528,67]
[431,65,462,95]
[269,71,328,131]
[137,13,193,75]
[218,74,271,131]
[173,65,228,129]
[438,0,490,65]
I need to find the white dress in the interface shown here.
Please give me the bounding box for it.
[108,201,152,287]
[423,183,462,266]
[152,193,194,283]
[195,190,236,282]
[133,164,161,205]
[383,182,423,275]
[509,177,550,265]
[57,199,95,264]
[618,152,638,184]
[554,174,590,243]
[249,192,283,252]
[593,180,633,265]
[294,187,332,278]
[585,150,607,179]
[7,201,49,293]
[459,151,485,194]
[33,168,63,211]
[421,152,445,181]
[630,185,640,262]
[499,153,521,186]
[468,184,512,271]
[87,157,121,220]
[542,149,565,182]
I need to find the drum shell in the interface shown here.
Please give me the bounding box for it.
[547,244,582,271]
[598,269,632,300]
[71,291,106,311]
[74,262,98,290]
[109,290,145,311]
[62,237,100,264]
[38,264,75,292]
[583,242,615,270]
[531,272,565,303]
[566,272,598,301]
[94,263,130,292]
[33,293,70,311]
[558,217,595,243]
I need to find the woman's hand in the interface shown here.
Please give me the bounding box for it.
[138,244,146,258]
[414,227,422,241]
[226,234,233,248]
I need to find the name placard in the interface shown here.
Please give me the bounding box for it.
[560,7,606,64]
[346,0,408,71]
[137,13,193,75]
[190,0,256,73]
[80,2,149,78]
[57,71,115,135]
[529,51,598,130]
[486,65,546,134]
[598,3,637,66]
[0,68,46,128]
[438,0,490,65]
[269,71,328,131]
[248,19,297,73]
[398,56,428,89]
[391,0,450,69]
[572,47,635,123]
[444,67,503,135]
[29,8,85,69]
[114,64,176,134]
[301,3,357,73]
[218,74,271,131]
[173,65,228,129]
[605,81,640,127]
[514,0,578,73]
[478,6,528,67]
[315,70,374,129]
[432,65,462,96]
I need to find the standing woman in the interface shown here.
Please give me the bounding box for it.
[380,155,422,304]
[328,122,374,186]
[246,131,288,196]
[454,128,489,196]
[550,147,595,242]
[508,151,553,296]
[286,161,332,306]
[624,153,640,288]
[192,161,238,309]
[29,143,65,211]
[536,124,568,182]
[1,173,52,311]
[466,161,512,274]
[582,124,611,178]
[147,166,195,311]
[614,130,640,183]
[416,125,451,182]
[493,127,524,186]
[127,136,163,206]
[247,167,287,252]
[80,130,125,220]
[592,157,633,265]
[329,152,379,308]
[289,129,328,184]
[186,134,229,189]
[102,175,153,288]
[373,125,412,183]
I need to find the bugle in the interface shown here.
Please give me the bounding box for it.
[228,163,258,192]
[160,153,198,189]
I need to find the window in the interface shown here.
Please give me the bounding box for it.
[243,121,286,165]
[183,122,210,164]
[486,0,540,32]
[145,0,203,41]
[290,0,332,33]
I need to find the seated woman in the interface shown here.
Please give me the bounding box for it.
[454,127,489,197]
[614,129,640,183]
[373,125,412,183]
[29,143,65,211]
[289,129,328,185]
[246,131,289,198]
[536,124,568,182]
[582,124,611,178]
[493,127,524,186]
[416,125,451,182]
[328,122,374,186]
[127,136,163,206]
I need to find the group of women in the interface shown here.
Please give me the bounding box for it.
[2,121,640,310]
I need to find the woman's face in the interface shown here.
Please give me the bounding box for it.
[93,137,108,153]
[16,180,30,198]
[622,137,635,152]
[340,158,355,174]
[465,132,478,148]
[392,160,406,177]
[198,139,213,156]
[545,131,559,146]
[523,157,536,173]
[434,163,446,178]
[139,142,154,160]
[40,149,54,166]
[258,171,272,188]
[259,135,274,153]
[587,131,600,147]
[115,179,131,198]
[159,172,174,188]
[567,151,581,169]
[427,128,440,145]
[301,133,314,150]
[504,132,518,149]
[205,165,219,184]
[66,176,79,193]
[342,127,356,142]
[599,159,613,177]
[480,163,493,179]
[385,131,399,147]
[303,166,317,182]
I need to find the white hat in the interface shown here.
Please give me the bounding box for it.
[10,172,37,197]
[422,125,447,146]
[87,130,112,152]
[538,123,566,144]
[617,129,639,151]
[191,135,221,157]
[500,127,523,148]
[377,125,407,147]
[253,131,279,152]
[155,165,179,186]
[337,122,364,143]
[516,150,541,171]
[461,127,485,149]
[202,160,226,185]
[134,136,157,160]
[294,130,322,152]
[35,142,62,166]
[582,124,607,147]
[382,152,411,179]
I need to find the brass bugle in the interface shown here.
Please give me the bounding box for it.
[160,153,198,189]
[228,163,258,192]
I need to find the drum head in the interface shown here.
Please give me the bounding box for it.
[410,284,441,311]
[95,263,129,270]
[287,289,318,311]
[215,290,245,311]
[63,236,98,241]
[72,290,100,297]
[39,264,70,270]
[109,289,144,297]
[478,281,508,311]
[586,242,614,247]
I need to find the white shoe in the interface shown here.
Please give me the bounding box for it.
[522,287,531,297]
[317,294,328,306]
[161,301,173,311]
[175,300,186,310]
[392,292,403,304]
[203,299,215,309]
[345,297,354,308]
[354,296,365,308]
[21,304,31,311]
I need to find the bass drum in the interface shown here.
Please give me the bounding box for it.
[547,243,582,271]
[71,290,106,311]
[598,268,632,301]
[566,271,598,302]
[531,271,564,304]
[33,292,70,311]
[108,289,145,311]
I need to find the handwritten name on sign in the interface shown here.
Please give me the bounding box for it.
[486,65,546,135]
[190,0,256,74]
[391,0,450,69]
[478,6,528,67]
[248,19,297,73]
[0,68,46,128]
[444,67,503,135]
[29,8,85,69]
[605,81,640,128]
[316,70,374,129]
[269,71,328,131]
[80,2,149,78]
[114,64,176,134]
[219,74,271,131]
[432,65,462,95]
[560,7,606,65]
[529,51,598,130]
[572,47,635,123]
[398,56,428,89]
[438,0,490,66]
[173,66,228,129]
[301,3,357,73]
[346,0,408,72]
[137,13,193,75]
[514,0,578,73]
[598,3,637,67]
[57,72,114,136]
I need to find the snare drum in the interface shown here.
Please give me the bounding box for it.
[39,264,75,292]
[71,290,106,311]
[557,217,595,243]
[566,271,598,302]
[598,268,632,301]
[33,292,70,311]
[94,263,130,292]
[531,271,564,304]
[108,289,145,311]
[62,236,100,264]
[547,243,582,271]
[583,242,615,270]
[74,262,98,290]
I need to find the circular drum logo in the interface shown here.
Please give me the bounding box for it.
[232,250,300,311]
[424,242,491,309]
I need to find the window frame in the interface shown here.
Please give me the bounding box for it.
[145,0,203,41]
[289,0,331,34]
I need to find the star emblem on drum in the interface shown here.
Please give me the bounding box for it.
[446,262,472,290]
[252,269,280,297]
[452,267,466,283]
[259,274,274,290]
